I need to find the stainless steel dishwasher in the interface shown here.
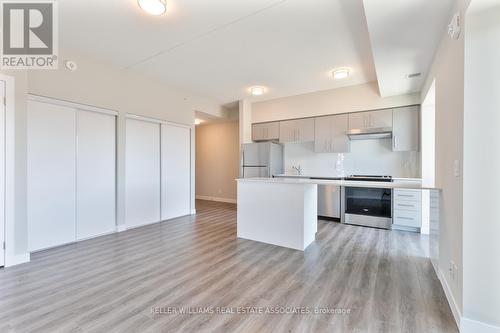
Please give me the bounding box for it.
[317,184,341,219]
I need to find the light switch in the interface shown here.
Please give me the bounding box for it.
[453,160,460,177]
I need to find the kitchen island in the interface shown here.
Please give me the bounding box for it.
[236,177,438,251]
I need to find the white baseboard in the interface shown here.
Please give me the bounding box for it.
[116,225,127,232]
[5,252,30,267]
[196,195,236,204]
[461,318,500,333]
[435,268,500,333]
[437,268,462,329]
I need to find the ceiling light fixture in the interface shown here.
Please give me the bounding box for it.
[332,68,350,80]
[138,0,167,16]
[250,86,266,96]
[194,118,203,125]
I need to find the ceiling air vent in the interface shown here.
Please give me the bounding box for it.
[407,73,422,79]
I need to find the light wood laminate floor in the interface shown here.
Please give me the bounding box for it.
[0,200,457,333]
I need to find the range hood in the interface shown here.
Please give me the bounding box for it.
[346,127,393,140]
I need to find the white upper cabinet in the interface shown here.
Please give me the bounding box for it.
[348,111,370,130]
[314,114,350,153]
[348,109,393,130]
[279,118,315,143]
[252,122,279,141]
[392,106,420,151]
[370,109,393,128]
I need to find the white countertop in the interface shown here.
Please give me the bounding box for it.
[236,177,437,190]
[273,174,423,182]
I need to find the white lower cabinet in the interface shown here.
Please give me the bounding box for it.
[393,188,422,231]
[27,98,117,252]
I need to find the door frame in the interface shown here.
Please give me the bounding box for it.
[0,74,21,267]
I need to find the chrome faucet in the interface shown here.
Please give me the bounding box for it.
[292,165,303,176]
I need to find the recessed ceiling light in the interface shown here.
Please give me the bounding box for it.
[138,0,167,16]
[250,86,266,96]
[332,68,350,80]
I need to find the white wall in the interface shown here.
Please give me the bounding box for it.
[1,49,222,262]
[196,121,240,202]
[27,50,222,125]
[252,81,420,123]
[239,99,252,145]
[463,2,500,330]
[420,0,468,323]
[421,82,436,187]
[283,140,420,178]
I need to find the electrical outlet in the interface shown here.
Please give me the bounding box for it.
[453,160,460,177]
[449,260,458,281]
[449,261,454,280]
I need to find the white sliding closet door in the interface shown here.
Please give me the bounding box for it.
[126,118,161,228]
[162,124,191,220]
[76,110,116,239]
[27,101,76,251]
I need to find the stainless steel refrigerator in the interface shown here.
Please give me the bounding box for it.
[240,142,283,178]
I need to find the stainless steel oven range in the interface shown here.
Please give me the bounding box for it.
[341,175,393,230]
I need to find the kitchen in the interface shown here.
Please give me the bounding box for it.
[1,0,498,332]
[238,104,437,250]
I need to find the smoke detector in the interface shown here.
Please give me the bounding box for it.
[65,60,77,71]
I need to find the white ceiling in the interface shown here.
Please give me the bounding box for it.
[60,0,376,104]
[363,0,454,97]
[60,0,454,104]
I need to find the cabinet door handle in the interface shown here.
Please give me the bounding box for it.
[393,134,398,149]
[396,216,414,220]
[397,203,414,207]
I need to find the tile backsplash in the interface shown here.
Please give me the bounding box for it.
[284,139,420,178]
